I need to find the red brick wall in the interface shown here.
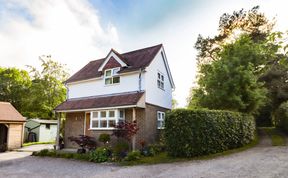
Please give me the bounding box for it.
[102,56,121,71]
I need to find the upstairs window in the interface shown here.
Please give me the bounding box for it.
[157,111,165,129]
[105,68,120,85]
[157,72,164,90]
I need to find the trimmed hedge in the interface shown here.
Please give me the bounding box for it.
[164,109,256,157]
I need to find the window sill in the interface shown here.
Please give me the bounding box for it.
[104,83,120,87]
[157,128,165,130]
[158,87,165,91]
[88,128,116,131]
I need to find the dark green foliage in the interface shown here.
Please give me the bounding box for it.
[146,144,165,156]
[124,151,141,161]
[275,102,288,132]
[98,133,111,144]
[0,67,31,113]
[89,147,111,163]
[190,35,270,113]
[32,149,91,161]
[113,140,129,160]
[164,109,256,157]
[256,104,273,127]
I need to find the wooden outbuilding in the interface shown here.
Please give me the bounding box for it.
[0,102,25,152]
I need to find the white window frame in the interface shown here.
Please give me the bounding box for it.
[104,67,120,85]
[90,109,125,130]
[157,111,165,129]
[157,72,164,90]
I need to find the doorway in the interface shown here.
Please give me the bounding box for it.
[0,124,8,152]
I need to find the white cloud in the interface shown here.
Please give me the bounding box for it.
[0,0,119,73]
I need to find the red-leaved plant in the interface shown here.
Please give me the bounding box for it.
[112,121,139,141]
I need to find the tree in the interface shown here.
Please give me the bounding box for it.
[0,67,31,113]
[189,35,272,113]
[26,56,69,118]
[195,6,274,64]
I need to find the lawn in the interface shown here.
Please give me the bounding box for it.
[23,141,54,147]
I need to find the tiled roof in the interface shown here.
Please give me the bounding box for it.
[55,91,144,111]
[65,44,162,83]
[0,102,25,122]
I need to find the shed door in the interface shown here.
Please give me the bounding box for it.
[0,124,8,152]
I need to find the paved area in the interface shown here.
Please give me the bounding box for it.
[0,144,53,162]
[1,139,288,177]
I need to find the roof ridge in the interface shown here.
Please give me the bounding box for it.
[86,44,162,63]
[121,44,162,55]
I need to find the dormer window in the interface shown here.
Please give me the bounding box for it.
[105,67,120,85]
[157,72,164,90]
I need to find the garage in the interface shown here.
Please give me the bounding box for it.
[0,102,25,152]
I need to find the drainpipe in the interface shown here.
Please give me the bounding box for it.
[138,68,143,92]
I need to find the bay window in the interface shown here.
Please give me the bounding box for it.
[90,109,125,129]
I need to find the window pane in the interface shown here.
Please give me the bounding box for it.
[92,112,98,118]
[157,80,161,88]
[158,112,161,119]
[92,120,98,128]
[108,120,116,127]
[105,70,112,77]
[160,82,164,89]
[113,77,120,83]
[158,73,161,79]
[105,78,112,85]
[119,110,124,118]
[100,120,107,128]
[100,111,106,118]
[162,113,165,119]
[157,121,162,128]
[161,75,164,81]
[113,68,120,75]
[109,111,115,117]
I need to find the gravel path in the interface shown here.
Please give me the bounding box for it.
[1,140,288,177]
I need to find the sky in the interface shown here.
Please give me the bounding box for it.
[0,0,288,107]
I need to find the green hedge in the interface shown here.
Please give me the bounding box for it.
[164,109,256,157]
[276,102,288,132]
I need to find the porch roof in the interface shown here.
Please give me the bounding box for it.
[54,91,144,112]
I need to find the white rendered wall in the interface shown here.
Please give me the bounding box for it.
[68,72,145,99]
[145,49,173,109]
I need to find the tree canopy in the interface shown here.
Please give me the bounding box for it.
[189,6,288,118]
[0,56,69,118]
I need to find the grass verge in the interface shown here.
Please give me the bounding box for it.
[23,141,54,147]
[260,127,286,146]
[121,135,259,166]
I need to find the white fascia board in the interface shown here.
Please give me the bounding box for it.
[98,51,127,72]
[56,105,138,113]
[160,47,175,89]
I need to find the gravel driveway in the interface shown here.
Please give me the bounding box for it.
[1,143,288,177]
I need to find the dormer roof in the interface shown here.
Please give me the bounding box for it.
[65,44,163,83]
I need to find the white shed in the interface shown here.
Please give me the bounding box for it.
[25,119,57,142]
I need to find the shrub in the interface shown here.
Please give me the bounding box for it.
[276,102,288,132]
[147,144,165,156]
[112,121,139,141]
[89,147,111,163]
[164,109,256,157]
[113,140,129,160]
[68,135,97,153]
[98,134,111,145]
[124,151,141,161]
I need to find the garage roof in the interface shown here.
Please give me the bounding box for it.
[0,102,25,122]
